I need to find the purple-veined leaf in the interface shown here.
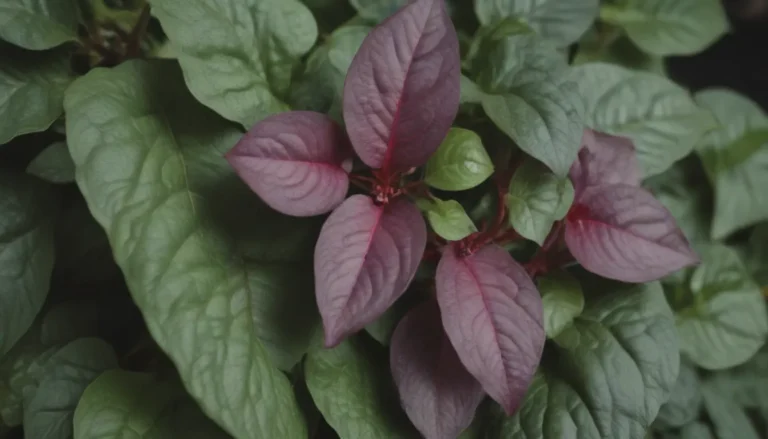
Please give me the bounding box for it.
[565,184,699,283]
[343,0,460,172]
[569,129,640,196]
[226,111,352,217]
[435,244,545,415]
[390,300,485,439]
[315,195,427,347]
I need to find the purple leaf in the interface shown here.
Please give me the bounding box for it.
[315,195,427,347]
[390,301,485,439]
[565,184,699,283]
[343,0,460,172]
[569,129,640,196]
[435,244,545,415]
[226,111,352,217]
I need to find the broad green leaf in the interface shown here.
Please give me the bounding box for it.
[694,89,768,239]
[702,383,761,439]
[305,336,419,439]
[680,422,714,439]
[0,45,73,144]
[573,32,666,76]
[425,127,493,191]
[676,244,768,370]
[460,75,484,104]
[599,0,728,56]
[149,0,318,128]
[24,338,118,439]
[464,17,534,75]
[505,159,573,245]
[572,63,715,177]
[485,281,679,439]
[708,351,768,414]
[65,60,314,438]
[417,197,477,241]
[0,170,56,356]
[476,35,584,176]
[537,271,583,338]
[74,370,229,439]
[349,0,406,22]
[0,0,79,50]
[654,359,702,429]
[26,141,75,184]
[474,0,598,47]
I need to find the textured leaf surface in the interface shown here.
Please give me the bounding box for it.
[477,35,583,176]
[0,171,56,356]
[26,141,75,184]
[537,271,584,339]
[149,0,318,127]
[572,63,715,176]
[506,159,574,245]
[343,0,460,171]
[65,60,311,438]
[485,281,679,439]
[436,244,544,414]
[226,111,352,216]
[74,370,229,439]
[0,0,79,49]
[425,127,493,191]
[315,195,426,346]
[654,359,702,429]
[418,197,477,241]
[695,88,768,239]
[565,184,698,283]
[569,129,640,195]
[305,336,419,439]
[390,301,485,439]
[0,45,73,144]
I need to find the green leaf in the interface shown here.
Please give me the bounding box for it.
[485,281,679,439]
[74,369,229,439]
[65,60,314,438]
[694,88,768,239]
[707,351,768,414]
[417,197,477,241]
[599,0,728,56]
[573,32,666,76]
[0,44,73,144]
[0,0,79,50]
[464,17,534,74]
[537,271,584,338]
[572,62,716,177]
[460,75,483,105]
[349,0,406,23]
[505,159,573,245]
[0,170,57,357]
[676,244,768,370]
[23,338,118,439]
[305,336,419,439]
[26,141,75,184]
[702,383,761,439]
[680,422,714,439]
[425,127,493,191]
[476,35,584,176]
[149,0,318,128]
[654,359,702,429]
[474,0,598,47]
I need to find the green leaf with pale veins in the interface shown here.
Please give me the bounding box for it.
[417,197,477,241]
[537,270,583,338]
[0,44,73,144]
[74,370,230,439]
[64,60,316,438]
[505,158,573,245]
[0,170,57,357]
[425,127,493,191]
[572,62,716,177]
[0,0,80,50]
[26,141,75,184]
[149,0,318,128]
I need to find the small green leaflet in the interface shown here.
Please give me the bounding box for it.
[475,34,584,177]
[599,0,728,56]
[702,383,761,439]
[484,281,679,439]
[417,197,477,241]
[0,170,57,357]
[474,0,598,47]
[676,244,768,370]
[572,62,716,177]
[149,0,318,128]
[654,359,702,429]
[0,44,73,144]
[305,336,419,439]
[74,370,230,439]
[26,141,75,184]
[425,127,493,191]
[694,88,768,239]
[460,75,483,104]
[505,159,573,245]
[65,60,313,438]
[537,271,583,339]
[0,0,80,50]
